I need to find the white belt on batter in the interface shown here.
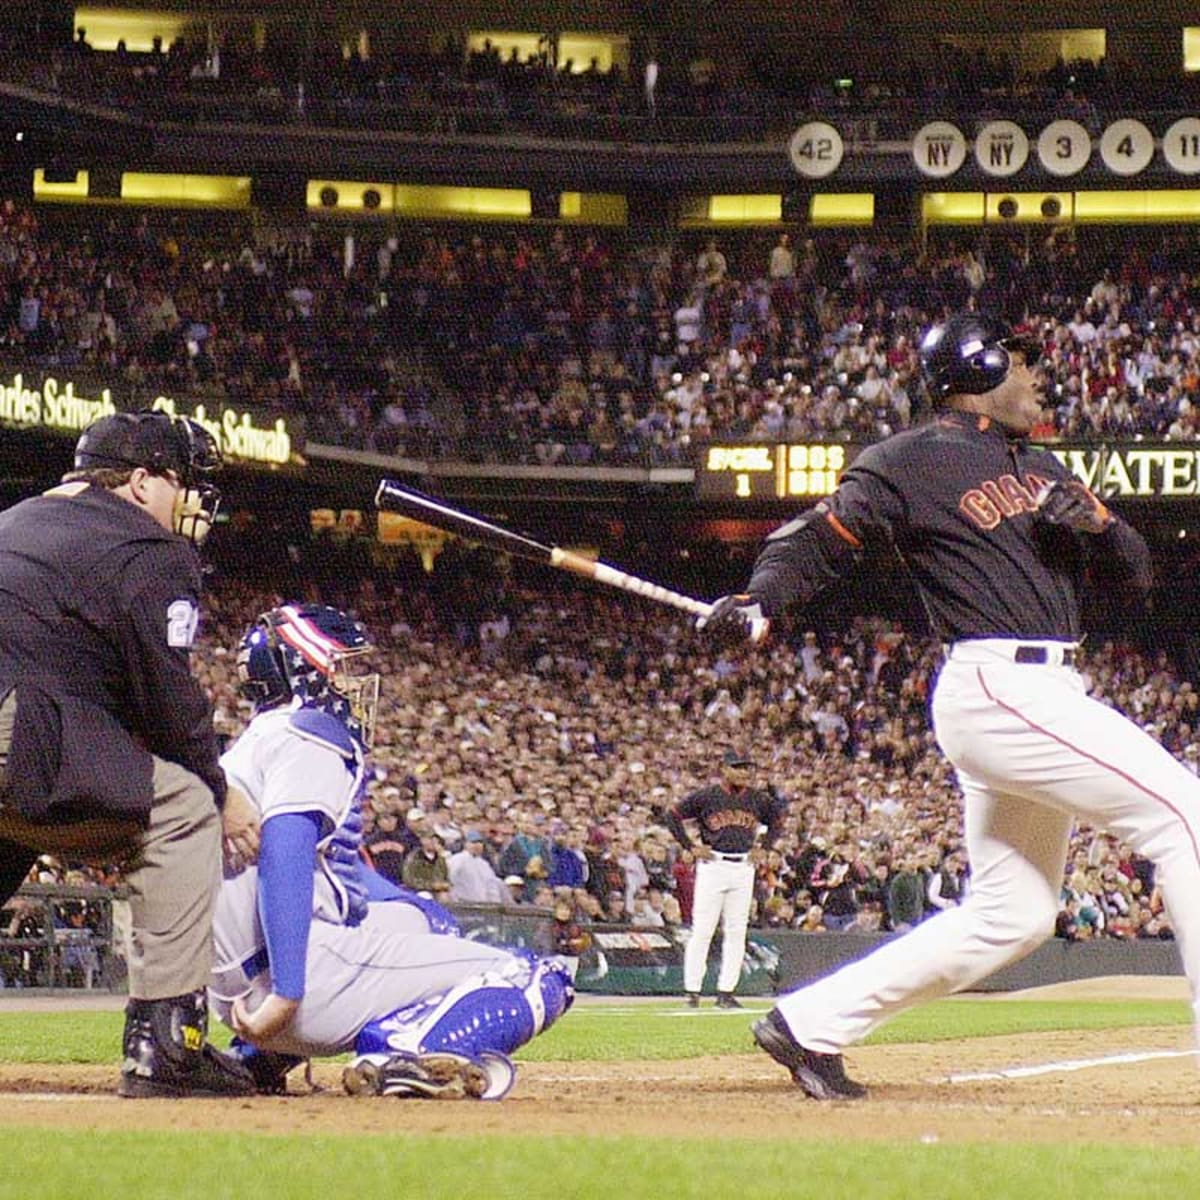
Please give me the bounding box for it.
[942,638,1079,668]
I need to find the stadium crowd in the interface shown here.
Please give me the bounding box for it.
[0,17,1183,136]
[4,541,1191,992]
[7,200,1200,466]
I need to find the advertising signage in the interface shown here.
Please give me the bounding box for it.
[698,440,1200,502]
[0,369,304,471]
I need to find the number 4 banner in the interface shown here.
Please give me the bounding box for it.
[1099,119,1154,176]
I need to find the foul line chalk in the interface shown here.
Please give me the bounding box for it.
[947,1047,1200,1083]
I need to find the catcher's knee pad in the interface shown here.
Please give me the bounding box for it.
[355,955,574,1061]
[529,956,575,1028]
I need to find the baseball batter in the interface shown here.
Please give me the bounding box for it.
[210,603,573,1099]
[702,313,1200,1100]
[666,749,783,1008]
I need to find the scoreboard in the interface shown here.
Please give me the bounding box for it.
[697,443,858,501]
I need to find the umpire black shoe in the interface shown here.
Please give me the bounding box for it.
[715,992,743,1009]
[752,1008,867,1100]
[686,993,700,1008]
[118,991,256,1099]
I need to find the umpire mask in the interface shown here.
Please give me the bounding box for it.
[75,410,223,546]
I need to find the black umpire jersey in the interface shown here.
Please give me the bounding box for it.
[0,483,225,824]
[745,411,1152,642]
[666,784,783,856]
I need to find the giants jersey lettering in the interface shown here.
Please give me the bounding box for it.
[749,411,1151,643]
[959,471,1051,531]
[670,785,778,855]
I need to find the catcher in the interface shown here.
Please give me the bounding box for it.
[210,602,573,1099]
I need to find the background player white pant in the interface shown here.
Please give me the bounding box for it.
[777,641,1200,1052]
[684,857,754,994]
[210,901,518,1057]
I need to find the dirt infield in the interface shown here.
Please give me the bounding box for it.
[1,979,1196,1144]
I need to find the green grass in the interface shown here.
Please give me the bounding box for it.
[0,997,1188,1064]
[0,998,1195,1200]
[6,1133,1200,1200]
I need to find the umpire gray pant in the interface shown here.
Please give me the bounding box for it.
[0,690,221,1000]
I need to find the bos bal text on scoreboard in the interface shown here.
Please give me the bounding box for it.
[700,443,852,499]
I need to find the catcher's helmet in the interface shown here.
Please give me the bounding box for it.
[919,314,1041,403]
[237,603,379,748]
[74,410,222,544]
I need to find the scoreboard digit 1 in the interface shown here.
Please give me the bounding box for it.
[698,442,854,500]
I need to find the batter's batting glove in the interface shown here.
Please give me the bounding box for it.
[1034,480,1112,535]
[696,594,770,644]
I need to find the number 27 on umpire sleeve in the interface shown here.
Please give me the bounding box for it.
[167,599,199,648]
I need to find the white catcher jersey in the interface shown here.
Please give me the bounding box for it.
[211,706,367,995]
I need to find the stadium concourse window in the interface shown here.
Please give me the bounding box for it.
[464,31,630,77]
[70,8,188,53]
[1186,28,1200,71]
[936,28,1105,79]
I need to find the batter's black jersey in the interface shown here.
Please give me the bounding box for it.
[746,411,1152,643]
[0,483,225,822]
[666,785,783,855]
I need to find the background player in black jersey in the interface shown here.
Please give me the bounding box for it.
[701,313,1200,1101]
[0,410,259,1098]
[666,749,784,1008]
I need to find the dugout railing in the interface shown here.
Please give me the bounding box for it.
[0,883,123,993]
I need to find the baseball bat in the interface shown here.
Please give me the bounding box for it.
[374,478,768,640]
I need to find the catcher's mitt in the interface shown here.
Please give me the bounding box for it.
[1034,480,1112,535]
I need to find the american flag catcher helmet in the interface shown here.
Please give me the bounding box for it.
[237,603,379,747]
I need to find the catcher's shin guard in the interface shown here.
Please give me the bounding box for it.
[118,991,256,1098]
[355,955,574,1061]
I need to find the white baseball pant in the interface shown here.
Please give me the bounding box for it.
[210,901,517,1056]
[684,856,755,994]
[777,639,1200,1052]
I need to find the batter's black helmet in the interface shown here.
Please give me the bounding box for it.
[919,314,1041,403]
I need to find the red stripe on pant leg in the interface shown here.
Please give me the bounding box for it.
[976,666,1200,871]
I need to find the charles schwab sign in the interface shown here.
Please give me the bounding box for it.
[0,369,304,470]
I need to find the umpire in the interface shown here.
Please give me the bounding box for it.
[666,749,784,1008]
[0,410,259,1098]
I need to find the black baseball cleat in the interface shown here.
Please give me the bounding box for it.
[228,1038,305,1095]
[752,1009,867,1100]
[686,993,700,1008]
[715,992,743,1010]
[118,991,256,1098]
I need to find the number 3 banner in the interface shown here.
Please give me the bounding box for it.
[789,122,844,179]
[1036,120,1092,177]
